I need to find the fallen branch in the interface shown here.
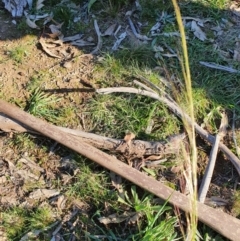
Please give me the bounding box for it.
[96,86,240,176]
[0,113,184,157]
[0,100,240,240]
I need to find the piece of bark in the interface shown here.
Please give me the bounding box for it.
[0,99,240,240]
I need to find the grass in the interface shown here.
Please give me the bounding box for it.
[1,0,240,240]
[87,92,180,139]
[8,46,28,63]
[118,186,178,240]
[26,88,61,122]
[1,206,55,240]
[66,159,117,205]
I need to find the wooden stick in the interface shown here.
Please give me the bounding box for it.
[96,87,240,175]
[0,99,240,240]
[0,113,184,157]
[198,112,228,203]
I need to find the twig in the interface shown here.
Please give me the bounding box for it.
[137,75,174,101]
[96,87,240,176]
[199,61,240,74]
[133,80,157,93]
[112,32,127,51]
[127,17,152,41]
[91,19,102,54]
[198,112,228,203]
[0,99,240,240]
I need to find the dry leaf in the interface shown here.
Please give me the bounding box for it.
[205,196,228,207]
[27,13,49,20]
[128,212,142,224]
[18,157,44,172]
[145,119,154,134]
[39,38,61,58]
[46,33,61,39]
[36,0,45,10]
[91,19,102,54]
[199,61,240,73]
[110,171,124,198]
[150,21,162,32]
[26,17,40,29]
[191,21,207,41]
[5,159,16,172]
[98,211,137,224]
[16,169,39,180]
[112,32,127,50]
[71,40,95,47]
[62,34,84,42]
[62,61,72,69]
[29,188,60,200]
[57,195,66,211]
[49,24,62,37]
[43,12,54,25]
[102,24,117,36]
[182,16,211,25]
[27,0,33,9]
[162,53,178,58]
[20,230,41,241]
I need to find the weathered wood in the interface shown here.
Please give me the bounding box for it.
[0,99,240,241]
[0,113,185,157]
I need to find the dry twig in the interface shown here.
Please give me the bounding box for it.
[91,19,102,54]
[198,112,228,203]
[0,113,184,157]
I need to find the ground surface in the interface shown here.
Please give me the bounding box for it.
[1,0,240,240]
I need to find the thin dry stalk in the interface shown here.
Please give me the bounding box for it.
[171,0,198,238]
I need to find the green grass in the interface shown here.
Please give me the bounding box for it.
[118,186,178,240]
[1,206,55,240]
[87,93,181,139]
[8,46,28,63]
[26,88,61,122]
[66,159,117,206]
[88,0,132,17]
